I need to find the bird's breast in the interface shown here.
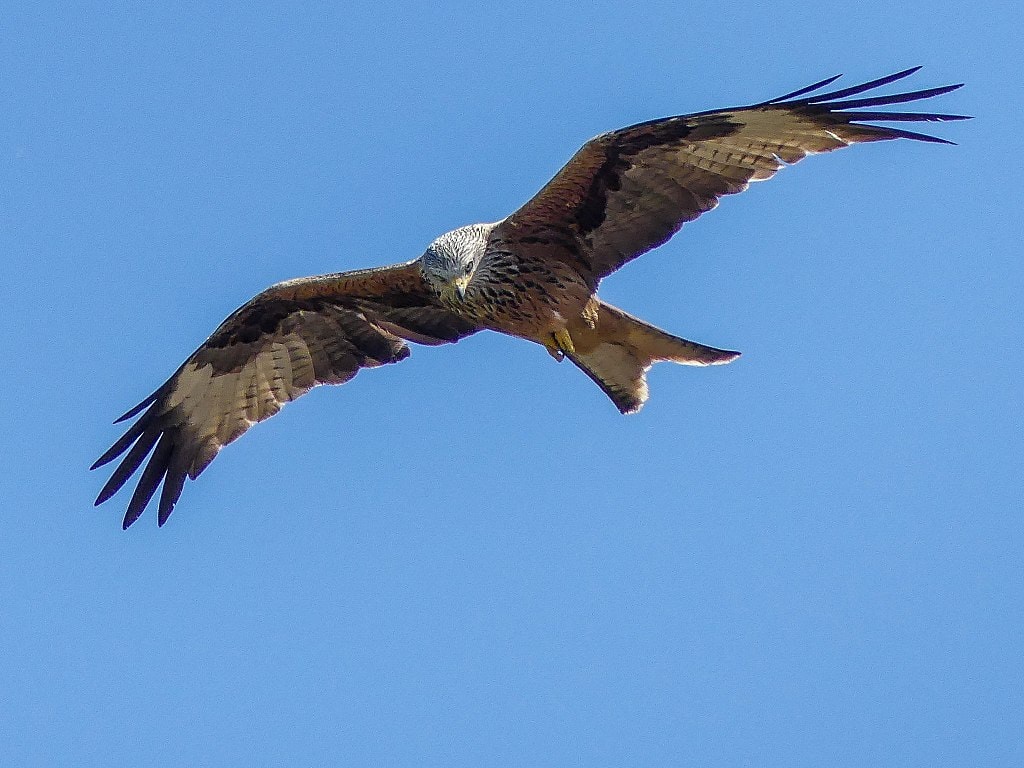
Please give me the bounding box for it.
[461,253,593,340]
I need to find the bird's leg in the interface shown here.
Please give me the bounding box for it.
[544,328,576,361]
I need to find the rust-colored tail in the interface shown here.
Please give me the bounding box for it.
[567,302,739,414]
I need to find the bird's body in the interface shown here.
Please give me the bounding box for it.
[93,67,968,527]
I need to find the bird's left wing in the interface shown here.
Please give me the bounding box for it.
[495,67,968,283]
[93,260,478,528]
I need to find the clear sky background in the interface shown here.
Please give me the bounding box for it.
[2,2,1020,766]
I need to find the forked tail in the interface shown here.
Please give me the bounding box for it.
[567,302,739,414]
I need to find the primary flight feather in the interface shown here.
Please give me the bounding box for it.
[93,67,968,528]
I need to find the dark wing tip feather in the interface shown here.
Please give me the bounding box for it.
[760,73,843,105]
[91,451,122,474]
[863,126,959,145]
[795,66,925,103]
[837,110,971,122]
[114,389,161,423]
[762,67,968,145]
[157,451,189,527]
[121,433,176,529]
[157,486,181,527]
[823,83,964,111]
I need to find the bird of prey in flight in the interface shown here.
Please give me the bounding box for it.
[93,67,967,528]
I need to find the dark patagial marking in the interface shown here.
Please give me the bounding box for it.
[211,298,321,348]
[516,232,582,257]
[575,117,742,236]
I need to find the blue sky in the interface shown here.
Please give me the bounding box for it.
[2,1,1020,765]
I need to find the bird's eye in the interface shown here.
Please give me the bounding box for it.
[464,263,473,275]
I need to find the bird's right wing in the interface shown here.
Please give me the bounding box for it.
[92,260,478,528]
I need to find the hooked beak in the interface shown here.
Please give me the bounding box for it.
[451,275,470,301]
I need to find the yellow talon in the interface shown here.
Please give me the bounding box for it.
[544,338,564,361]
[543,329,575,361]
[553,329,575,356]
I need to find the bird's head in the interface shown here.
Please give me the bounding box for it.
[420,223,495,305]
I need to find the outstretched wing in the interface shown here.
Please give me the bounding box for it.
[496,67,968,282]
[93,260,478,528]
